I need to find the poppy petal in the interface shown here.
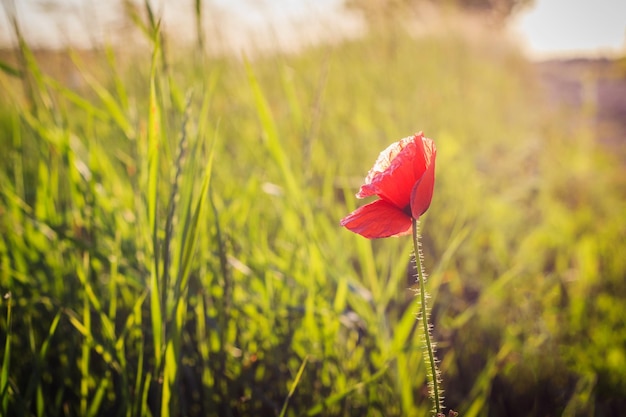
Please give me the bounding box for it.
[340,199,412,239]
[410,143,436,218]
[357,133,428,209]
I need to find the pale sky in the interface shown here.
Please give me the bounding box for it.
[0,0,624,57]
[513,0,626,57]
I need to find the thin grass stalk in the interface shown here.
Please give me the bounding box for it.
[305,364,390,416]
[131,296,147,417]
[160,96,196,417]
[147,22,164,379]
[279,356,309,417]
[79,282,91,416]
[174,147,215,299]
[208,182,231,404]
[2,1,36,111]
[0,293,11,415]
[86,379,109,417]
[245,60,300,203]
[21,311,61,415]
[122,0,151,40]
[162,96,191,317]
[194,296,213,412]
[68,51,135,139]
[174,100,217,297]
[195,0,204,52]
[10,113,24,200]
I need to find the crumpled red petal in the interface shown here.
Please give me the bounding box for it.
[340,199,412,239]
[357,133,428,209]
[410,140,436,219]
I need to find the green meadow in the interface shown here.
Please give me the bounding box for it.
[1,6,625,417]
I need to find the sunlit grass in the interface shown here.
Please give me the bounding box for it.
[0,7,625,417]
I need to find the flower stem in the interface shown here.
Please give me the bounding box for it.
[412,217,441,415]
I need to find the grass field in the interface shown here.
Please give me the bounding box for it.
[1,6,625,417]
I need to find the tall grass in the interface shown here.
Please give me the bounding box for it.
[1,6,625,417]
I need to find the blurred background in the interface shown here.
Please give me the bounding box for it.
[0,1,625,416]
[1,0,625,56]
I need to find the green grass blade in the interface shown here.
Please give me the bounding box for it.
[176,127,216,296]
[147,22,164,373]
[86,377,109,417]
[79,293,91,416]
[244,58,300,201]
[0,294,12,415]
[279,355,309,417]
[43,75,111,122]
[121,0,151,40]
[0,60,21,77]
[5,11,49,109]
[306,364,389,416]
[69,52,136,139]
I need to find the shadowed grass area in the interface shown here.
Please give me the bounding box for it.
[0,8,625,417]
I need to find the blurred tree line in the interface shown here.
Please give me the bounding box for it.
[345,0,534,26]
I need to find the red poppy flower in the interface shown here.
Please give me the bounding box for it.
[340,132,436,239]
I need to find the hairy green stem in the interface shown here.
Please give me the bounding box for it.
[412,217,441,414]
